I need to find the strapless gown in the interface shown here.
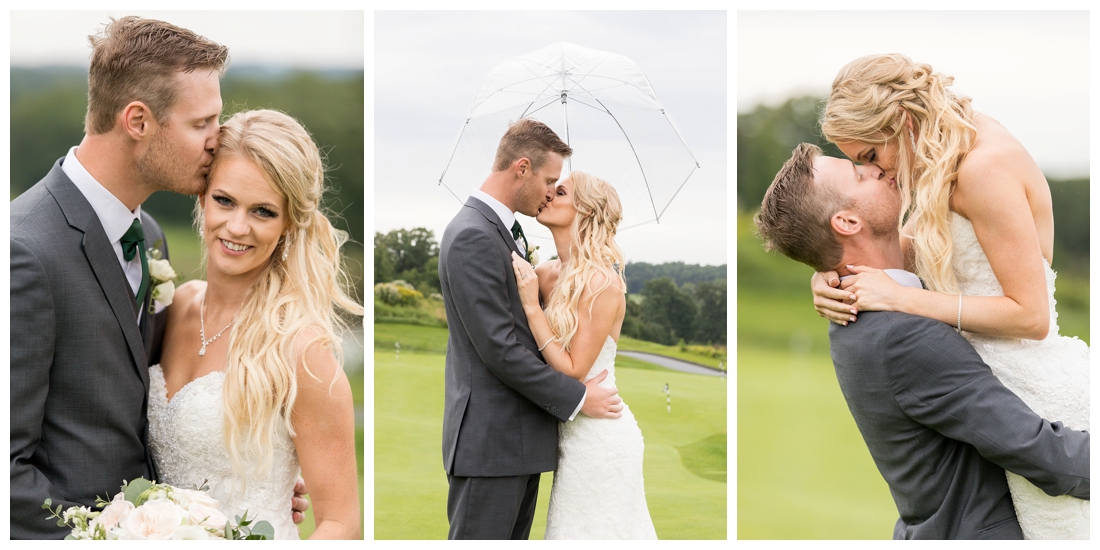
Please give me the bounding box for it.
[147,365,301,539]
[544,336,658,539]
[950,213,1090,539]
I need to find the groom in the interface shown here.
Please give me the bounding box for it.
[8,17,313,539]
[754,143,1090,539]
[439,119,624,539]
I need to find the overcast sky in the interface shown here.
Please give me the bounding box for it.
[738,10,1089,179]
[375,11,728,266]
[9,10,364,69]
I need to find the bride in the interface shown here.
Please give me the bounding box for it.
[509,171,657,540]
[148,109,362,539]
[810,54,1089,539]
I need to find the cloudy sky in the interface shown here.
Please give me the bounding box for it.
[738,10,1089,179]
[375,11,728,266]
[9,10,364,69]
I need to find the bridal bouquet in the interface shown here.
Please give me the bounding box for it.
[43,478,273,540]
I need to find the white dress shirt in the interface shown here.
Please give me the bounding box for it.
[469,191,584,420]
[840,268,924,290]
[62,146,145,321]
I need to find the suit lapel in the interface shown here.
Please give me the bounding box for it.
[466,197,524,256]
[45,163,150,389]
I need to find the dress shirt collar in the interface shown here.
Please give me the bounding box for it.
[470,189,516,230]
[62,146,142,244]
[840,268,923,289]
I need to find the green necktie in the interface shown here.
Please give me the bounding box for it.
[511,220,528,259]
[120,219,150,308]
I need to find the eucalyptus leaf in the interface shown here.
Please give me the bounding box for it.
[250,520,275,540]
[123,478,154,505]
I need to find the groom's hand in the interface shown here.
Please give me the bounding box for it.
[581,371,623,419]
[292,477,310,524]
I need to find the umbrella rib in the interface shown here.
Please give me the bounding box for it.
[438,119,471,201]
[656,164,699,220]
[589,96,661,223]
[522,95,561,117]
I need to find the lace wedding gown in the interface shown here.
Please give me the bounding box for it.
[951,213,1090,540]
[147,366,301,539]
[545,336,658,540]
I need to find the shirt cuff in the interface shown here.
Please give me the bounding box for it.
[568,388,586,421]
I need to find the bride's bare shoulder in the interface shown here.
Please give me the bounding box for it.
[955,115,1043,198]
[167,280,205,318]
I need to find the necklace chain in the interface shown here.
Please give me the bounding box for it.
[199,292,234,356]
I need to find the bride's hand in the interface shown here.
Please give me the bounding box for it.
[511,252,541,311]
[291,477,309,524]
[839,265,902,313]
[812,271,858,325]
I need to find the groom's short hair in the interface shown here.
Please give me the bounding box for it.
[754,143,851,272]
[493,118,573,173]
[85,16,229,135]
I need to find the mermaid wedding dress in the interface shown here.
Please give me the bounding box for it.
[544,336,658,540]
[950,213,1090,539]
[147,366,301,539]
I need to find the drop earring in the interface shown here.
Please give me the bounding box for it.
[909,127,917,154]
[281,232,290,261]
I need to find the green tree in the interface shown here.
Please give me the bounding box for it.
[374,228,440,294]
[640,277,698,345]
[693,279,727,345]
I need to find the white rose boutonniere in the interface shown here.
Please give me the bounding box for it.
[527,244,540,266]
[146,244,178,314]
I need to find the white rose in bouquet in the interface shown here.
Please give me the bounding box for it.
[171,524,215,540]
[115,498,188,540]
[177,488,228,530]
[45,478,272,540]
[90,493,132,533]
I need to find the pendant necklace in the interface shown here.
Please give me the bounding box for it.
[199,292,234,356]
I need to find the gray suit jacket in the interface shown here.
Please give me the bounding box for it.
[10,159,167,539]
[829,311,1090,539]
[439,198,586,477]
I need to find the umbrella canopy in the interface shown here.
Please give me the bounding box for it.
[439,42,699,231]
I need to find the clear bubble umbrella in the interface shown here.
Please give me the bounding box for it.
[438,42,699,232]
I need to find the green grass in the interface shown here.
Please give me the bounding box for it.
[373,323,727,539]
[617,336,727,370]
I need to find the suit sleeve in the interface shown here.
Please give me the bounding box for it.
[9,238,72,538]
[884,316,1090,500]
[445,226,585,421]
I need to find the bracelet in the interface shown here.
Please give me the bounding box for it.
[955,294,962,334]
[538,337,555,351]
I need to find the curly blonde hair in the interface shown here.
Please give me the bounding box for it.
[198,109,363,478]
[543,172,627,351]
[821,53,977,293]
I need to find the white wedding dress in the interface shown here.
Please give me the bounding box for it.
[545,336,658,540]
[147,366,301,539]
[950,213,1090,540]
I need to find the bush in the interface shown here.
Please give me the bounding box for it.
[375,280,423,306]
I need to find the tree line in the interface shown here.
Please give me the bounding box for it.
[10,67,365,250]
[375,228,727,346]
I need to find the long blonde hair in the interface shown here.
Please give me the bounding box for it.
[199,109,363,478]
[821,54,976,293]
[543,172,627,351]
